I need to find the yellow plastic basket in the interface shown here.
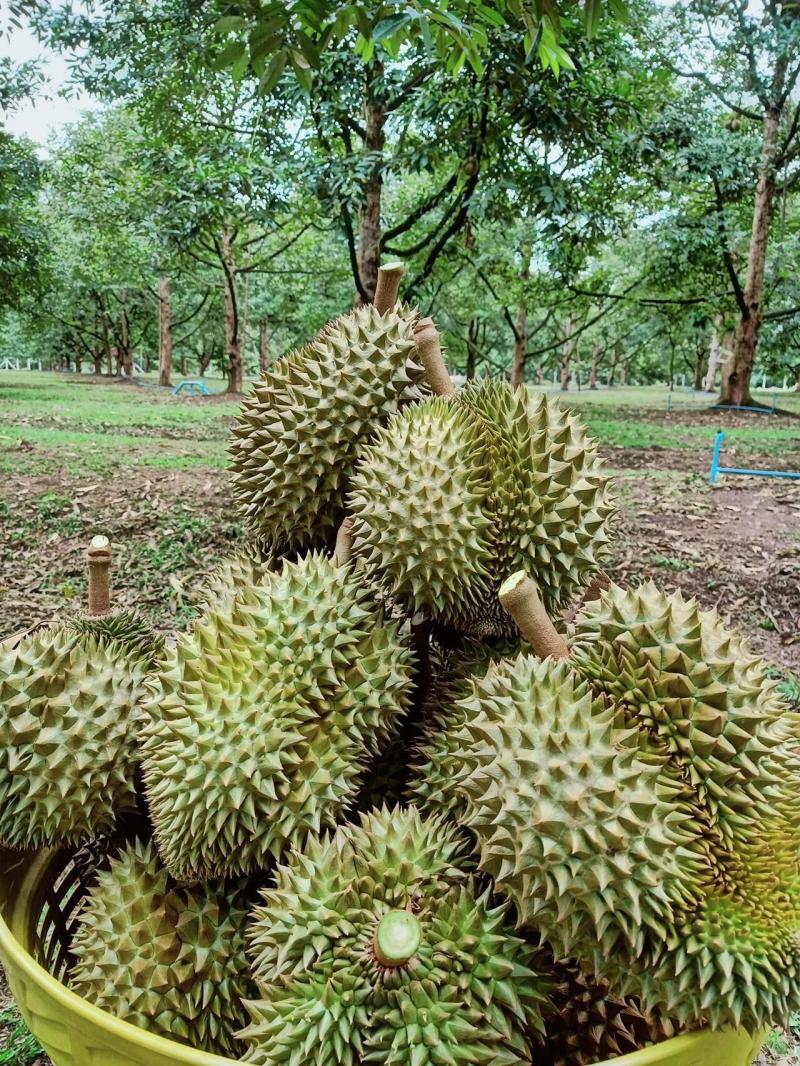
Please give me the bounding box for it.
[0,844,765,1066]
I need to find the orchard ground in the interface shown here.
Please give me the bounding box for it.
[1,370,798,667]
[1,371,800,1064]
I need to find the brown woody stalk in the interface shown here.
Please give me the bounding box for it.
[373,262,405,315]
[86,535,112,617]
[334,517,353,566]
[499,570,569,659]
[414,317,455,397]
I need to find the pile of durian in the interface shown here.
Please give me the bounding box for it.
[2,264,799,1066]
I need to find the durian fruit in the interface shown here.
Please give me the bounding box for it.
[436,655,701,957]
[196,546,276,613]
[141,552,414,881]
[409,635,525,818]
[70,840,254,1057]
[67,609,165,666]
[436,616,800,1029]
[229,303,425,549]
[541,958,679,1066]
[241,805,550,1066]
[0,625,148,849]
[568,580,799,846]
[348,380,615,636]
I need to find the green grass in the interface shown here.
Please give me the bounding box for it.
[0,372,797,479]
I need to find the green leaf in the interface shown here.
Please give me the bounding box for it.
[209,40,246,71]
[213,15,247,36]
[259,50,287,93]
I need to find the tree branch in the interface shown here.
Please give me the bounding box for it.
[711,172,748,318]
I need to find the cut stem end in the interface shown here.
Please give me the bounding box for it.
[499,571,570,660]
[86,535,112,617]
[414,317,455,397]
[373,909,421,968]
[374,262,405,315]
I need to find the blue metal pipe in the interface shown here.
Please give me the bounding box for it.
[709,430,724,485]
[709,429,800,483]
[710,404,778,415]
[716,466,800,480]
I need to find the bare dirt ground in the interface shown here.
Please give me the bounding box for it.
[1,437,797,670]
[1,389,799,1065]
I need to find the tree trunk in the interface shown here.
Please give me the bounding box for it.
[693,340,706,391]
[158,275,173,387]
[180,354,188,376]
[511,301,527,388]
[465,317,479,380]
[795,365,800,391]
[222,228,242,393]
[199,343,212,377]
[101,313,113,375]
[589,341,600,389]
[535,365,544,386]
[619,359,628,387]
[73,343,82,374]
[259,318,270,374]
[92,346,102,375]
[357,61,385,302]
[120,311,133,377]
[719,331,735,399]
[607,347,617,387]
[560,318,574,391]
[722,108,780,406]
[704,319,721,391]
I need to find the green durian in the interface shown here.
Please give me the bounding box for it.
[141,552,414,881]
[241,805,550,1066]
[67,608,165,666]
[569,581,799,845]
[348,381,615,636]
[229,304,426,550]
[409,635,525,818]
[434,639,800,1029]
[541,958,679,1065]
[70,840,253,1057]
[0,625,148,849]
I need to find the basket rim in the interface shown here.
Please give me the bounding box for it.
[0,847,237,1066]
[0,847,764,1066]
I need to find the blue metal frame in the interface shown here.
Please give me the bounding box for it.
[709,430,800,485]
[669,394,777,414]
[173,380,210,397]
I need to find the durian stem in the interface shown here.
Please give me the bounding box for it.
[373,262,405,315]
[499,571,570,660]
[373,909,421,968]
[414,317,456,397]
[334,517,353,566]
[86,535,112,617]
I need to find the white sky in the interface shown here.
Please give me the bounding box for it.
[1,12,101,151]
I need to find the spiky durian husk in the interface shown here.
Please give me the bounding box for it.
[229,304,425,550]
[408,635,525,818]
[70,840,253,1057]
[241,806,550,1066]
[349,382,615,636]
[141,553,414,881]
[541,959,679,1066]
[67,609,165,666]
[569,581,800,845]
[446,656,700,956]
[0,627,148,849]
[442,651,800,1030]
[348,397,495,619]
[197,545,277,613]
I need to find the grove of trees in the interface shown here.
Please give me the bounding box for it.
[2,0,800,400]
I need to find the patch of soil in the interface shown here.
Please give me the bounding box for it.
[603,458,800,671]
